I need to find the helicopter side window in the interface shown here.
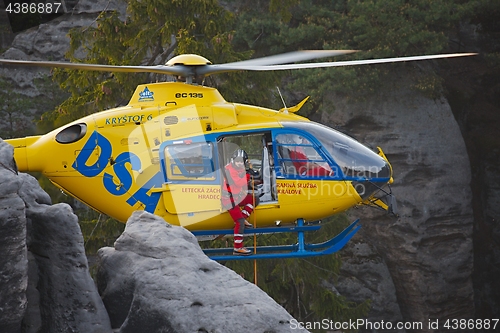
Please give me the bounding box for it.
[56,123,87,144]
[164,141,215,181]
[217,133,265,178]
[280,121,391,181]
[275,133,334,178]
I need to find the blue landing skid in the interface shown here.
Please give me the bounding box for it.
[192,218,361,261]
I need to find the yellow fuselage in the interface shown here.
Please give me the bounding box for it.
[7,82,381,230]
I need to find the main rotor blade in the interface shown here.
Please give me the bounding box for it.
[209,53,477,72]
[198,50,358,76]
[1,52,477,78]
[224,50,358,67]
[0,59,189,76]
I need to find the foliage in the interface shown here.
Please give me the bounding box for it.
[79,210,125,255]
[411,71,445,100]
[232,0,480,114]
[204,214,371,325]
[44,0,481,124]
[483,52,500,70]
[467,0,500,37]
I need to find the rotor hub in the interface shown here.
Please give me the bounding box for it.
[166,54,212,66]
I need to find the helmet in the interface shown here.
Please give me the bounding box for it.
[231,149,248,164]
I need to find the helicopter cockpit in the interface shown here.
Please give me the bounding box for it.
[279,121,392,199]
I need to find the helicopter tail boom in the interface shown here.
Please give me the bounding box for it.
[5,136,42,172]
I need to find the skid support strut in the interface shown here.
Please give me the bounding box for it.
[193,218,361,261]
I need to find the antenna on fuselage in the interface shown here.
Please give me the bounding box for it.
[276,87,288,114]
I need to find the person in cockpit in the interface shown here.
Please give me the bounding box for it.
[289,135,334,177]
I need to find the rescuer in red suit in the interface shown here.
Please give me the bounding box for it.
[222,149,259,256]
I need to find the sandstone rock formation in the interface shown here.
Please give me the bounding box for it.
[96,210,307,333]
[0,138,112,332]
[2,0,126,62]
[336,241,403,327]
[1,0,127,93]
[442,36,500,318]
[327,78,475,328]
[0,141,28,333]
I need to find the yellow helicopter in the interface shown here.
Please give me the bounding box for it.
[1,50,475,260]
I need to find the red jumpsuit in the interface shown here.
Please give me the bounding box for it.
[222,163,258,249]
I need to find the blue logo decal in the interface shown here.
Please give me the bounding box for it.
[72,131,112,177]
[73,130,162,212]
[139,86,154,101]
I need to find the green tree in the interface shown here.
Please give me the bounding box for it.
[43,0,251,129]
[291,0,478,108]
[233,0,479,116]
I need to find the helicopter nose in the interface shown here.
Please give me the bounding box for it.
[350,156,397,215]
[350,159,392,199]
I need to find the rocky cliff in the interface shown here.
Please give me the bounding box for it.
[324,78,475,329]
[0,139,306,333]
[441,21,500,319]
[0,139,112,333]
[97,211,307,333]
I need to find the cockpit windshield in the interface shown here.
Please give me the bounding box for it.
[281,121,390,181]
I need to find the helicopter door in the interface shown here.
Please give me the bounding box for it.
[161,139,221,214]
[217,132,276,204]
[273,131,336,205]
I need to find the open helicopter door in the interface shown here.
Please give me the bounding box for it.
[271,130,345,222]
[216,132,277,205]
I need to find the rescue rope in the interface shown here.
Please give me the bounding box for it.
[252,176,258,285]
